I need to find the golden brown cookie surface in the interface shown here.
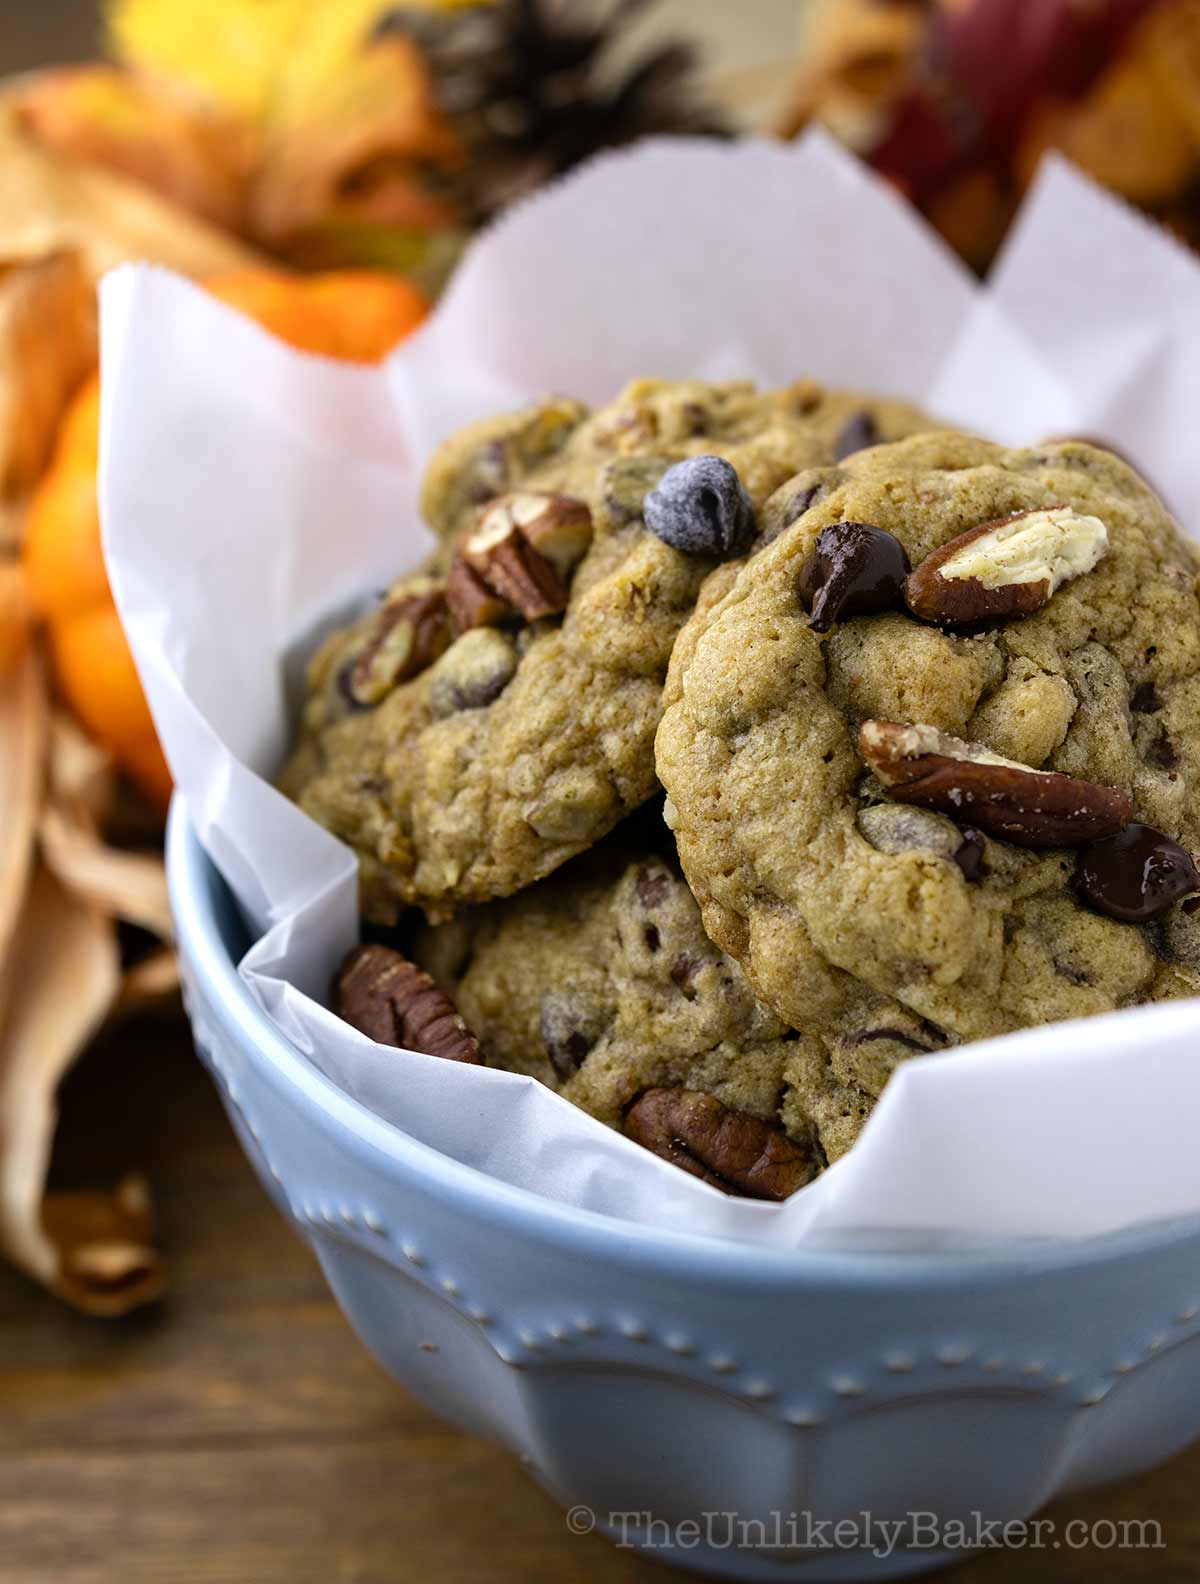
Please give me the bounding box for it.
[284,378,939,921]
[657,433,1200,1048]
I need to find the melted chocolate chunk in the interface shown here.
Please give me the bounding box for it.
[798,522,910,632]
[1130,681,1162,714]
[1074,823,1200,924]
[833,410,880,461]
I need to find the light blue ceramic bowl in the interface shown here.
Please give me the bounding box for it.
[169,801,1200,1580]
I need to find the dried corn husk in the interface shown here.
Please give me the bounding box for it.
[0,618,174,1313]
[42,1172,165,1317]
[0,249,96,498]
[0,560,32,676]
[0,637,46,994]
[0,864,122,1296]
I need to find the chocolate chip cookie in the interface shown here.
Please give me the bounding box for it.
[283,378,938,922]
[414,842,831,1197]
[656,432,1200,1056]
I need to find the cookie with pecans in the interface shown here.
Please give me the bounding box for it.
[414,840,840,1198]
[282,378,938,922]
[657,432,1200,1051]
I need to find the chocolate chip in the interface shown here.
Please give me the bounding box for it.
[833,410,879,461]
[784,482,823,527]
[643,455,755,559]
[1074,823,1200,923]
[1053,958,1093,987]
[670,953,699,1000]
[1130,681,1162,714]
[1145,729,1178,770]
[539,990,607,1080]
[953,828,987,881]
[845,1027,939,1054]
[799,522,910,632]
[643,924,661,953]
[635,866,671,908]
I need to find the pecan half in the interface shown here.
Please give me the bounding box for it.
[335,944,480,1063]
[339,583,452,707]
[624,1089,817,1201]
[904,508,1108,628]
[447,493,591,631]
[858,720,1133,848]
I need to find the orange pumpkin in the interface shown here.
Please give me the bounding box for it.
[24,268,428,812]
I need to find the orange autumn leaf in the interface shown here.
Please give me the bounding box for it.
[15,66,251,235]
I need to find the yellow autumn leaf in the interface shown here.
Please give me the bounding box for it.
[108,0,486,125]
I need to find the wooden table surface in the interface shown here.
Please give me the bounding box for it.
[0,1015,1195,1584]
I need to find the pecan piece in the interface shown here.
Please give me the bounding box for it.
[447,493,590,631]
[858,720,1134,848]
[339,583,452,707]
[335,944,480,1063]
[624,1089,817,1201]
[904,508,1108,628]
[445,556,513,632]
[502,491,593,578]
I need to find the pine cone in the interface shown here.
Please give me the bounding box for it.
[374,0,729,218]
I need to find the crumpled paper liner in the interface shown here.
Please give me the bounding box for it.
[101,133,1200,1249]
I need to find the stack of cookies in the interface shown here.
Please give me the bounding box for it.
[282,378,1200,1201]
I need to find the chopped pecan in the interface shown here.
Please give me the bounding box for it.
[339,584,452,707]
[445,555,513,632]
[624,1089,817,1201]
[858,720,1133,849]
[904,508,1108,628]
[335,944,480,1063]
[447,493,589,631]
[501,492,593,578]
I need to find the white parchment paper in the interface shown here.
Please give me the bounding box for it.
[100,134,1200,1247]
